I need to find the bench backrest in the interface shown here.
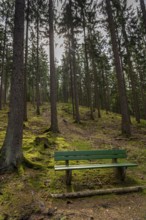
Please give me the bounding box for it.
[54,149,127,161]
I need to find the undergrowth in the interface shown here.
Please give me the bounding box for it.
[0,103,146,219]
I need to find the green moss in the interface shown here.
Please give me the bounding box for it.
[61,103,73,115]
[55,137,69,150]
[23,157,45,170]
[0,215,6,220]
[18,165,25,176]
[28,175,46,189]
[24,151,41,160]
[70,139,92,150]
[136,119,146,127]
[0,103,146,218]
[0,131,6,145]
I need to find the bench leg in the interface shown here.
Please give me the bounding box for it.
[115,167,126,181]
[66,170,72,185]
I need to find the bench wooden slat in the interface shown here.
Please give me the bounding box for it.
[54,149,127,161]
[54,154,127,161]
[55,163,137,171]
[55,149,126,157]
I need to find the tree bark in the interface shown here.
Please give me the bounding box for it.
[82,8,94,120]
[36,4,40,116]
[62,57,69,103]
[71,38,80,123]
[139,69,146,119]
[120,7,140,123]
[106,0,131,136]
[68,39,75,118]
[70,0,80,123]
[0,0,25,170]
[3,46,9,105]
[140,0,146,33]
[24,0,30,121]
[49,0,59,132]
[92,55,101,118]
[101,67,110,114]
[0,9,8,109]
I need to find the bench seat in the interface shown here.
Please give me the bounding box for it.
[55,162,137,171]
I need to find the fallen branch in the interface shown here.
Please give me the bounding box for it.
[51,186,146,199]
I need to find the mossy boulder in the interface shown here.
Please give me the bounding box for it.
[34,137,55,149]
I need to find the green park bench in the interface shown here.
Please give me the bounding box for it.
[54,149,138,185]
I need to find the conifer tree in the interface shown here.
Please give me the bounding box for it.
[105,0,131,136]
[49,0,59,131]
[0,0,25,171]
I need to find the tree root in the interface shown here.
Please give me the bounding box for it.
[23,157,45,170]
[43,127,60,134]
[0,156,45,175]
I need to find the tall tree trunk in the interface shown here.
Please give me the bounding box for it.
[120,7,140,123]
[68,39,75,118]
[0,0,25,170]
[106,0,131,136]
[105,72,110,113]
[69,0,80,123]
[82,8,94,120]
[62,59,69,103]
[138,66,146,119]
[71,35,80,123]
[36,4,40,115]
[3,46,9,105]
[126,54,140,123]
[91,54,101,118]
[24,0,30,121]
[101,68,109,114]
[140,0,146,32]
[49,0,59,132]
[0,10,8,110]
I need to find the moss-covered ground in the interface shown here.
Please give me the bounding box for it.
[0,103,146,219]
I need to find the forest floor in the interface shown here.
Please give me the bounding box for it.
[0,103,146,220]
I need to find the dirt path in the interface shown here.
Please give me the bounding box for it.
[50,193,146,220]
[29,193,146,220]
